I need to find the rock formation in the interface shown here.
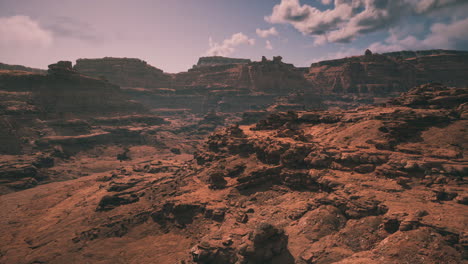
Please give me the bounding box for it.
[306,51,417,94]
[1,49,468,264]
[0,61,169,192]
[36,61,145,118]
[193,56,251,69]
[124,56,321,113]
[74,57,172,88]
[72,50,468,114]
[305,49,468,96]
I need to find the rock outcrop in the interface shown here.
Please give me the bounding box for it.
[192,56,251,69]
[305,49,468,96]
[71,50,468,114]
[306,52,417,95]
[125,56,321,113]
[34,61,145,118]
[74,57,172,88]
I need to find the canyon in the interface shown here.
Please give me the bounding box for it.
[0,49,467,264]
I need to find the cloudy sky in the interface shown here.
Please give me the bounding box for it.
[1,0,468,73]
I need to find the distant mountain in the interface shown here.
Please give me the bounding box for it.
[0,62,46,74]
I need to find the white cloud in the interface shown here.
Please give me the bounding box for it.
[256,27,279,38]
[43,16,100,42]
[265,40,273,50]
[368,18,468,52]
[265,0,468,45]
[422,17,468,48]
[206,32,255,56]
[0,15,53,49]
[321,0,332,5]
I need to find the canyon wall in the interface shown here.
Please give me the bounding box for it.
[74,57,172,88]
[0,61,149,155]
[306,50,468,95]
[192,56,251,69]
[125,56,320,113]
[72,50,468,114]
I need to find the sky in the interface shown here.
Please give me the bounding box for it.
[1,0,468,73]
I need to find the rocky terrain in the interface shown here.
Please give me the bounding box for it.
[0,82,466,263]
[0,49,467,264]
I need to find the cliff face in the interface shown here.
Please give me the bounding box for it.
[174,56,310,93]
[145,56,319,113]
[0,61,148,155]
[71,50,468,113]
[74,57,172,88]
[239,56,311,94]
[35,61,145,118]
[1,62,143,119]
[406,53,468,87]
[305,50,468,95]
[193,56,251,69]
[306,53,417,95]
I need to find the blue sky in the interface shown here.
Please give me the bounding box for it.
[1,0,467,72]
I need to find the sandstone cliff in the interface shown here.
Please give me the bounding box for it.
[0,61,148,156]
[131,56,320,113]
[176,56,308,93]
[305,49,468,95]
[74,57,172,88]
[306,52,417,94]
[193,56,251,69]
[72,50,468,113]
[37,61,144,118]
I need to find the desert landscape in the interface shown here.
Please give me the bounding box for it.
[0,1,467,264]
